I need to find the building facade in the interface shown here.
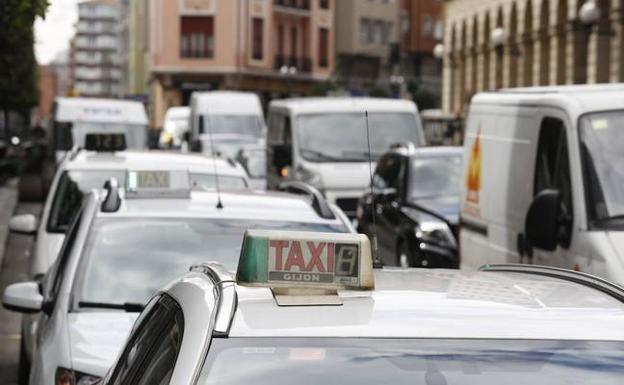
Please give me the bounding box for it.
[443,0,624,114]
[400,0,444,106]
[334,0,400,94]
[72,0,122,97]
[129,0,335,129]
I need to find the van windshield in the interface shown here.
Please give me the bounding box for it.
[55,122,148,150]
[297,113,422,162]
[202,114,264,138]
[580,111,624,228]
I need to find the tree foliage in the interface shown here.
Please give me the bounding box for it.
[0,0,49,110]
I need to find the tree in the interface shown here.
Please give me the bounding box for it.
[0,0,49,111]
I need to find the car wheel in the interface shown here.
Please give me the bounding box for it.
[18,337,30,385]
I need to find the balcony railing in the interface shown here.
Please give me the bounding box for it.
[273,0,310,11]
[274,55,312,73]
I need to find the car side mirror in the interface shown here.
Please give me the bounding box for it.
[2,282,43,313]
[525,189,561,251]
[9,214,38,235]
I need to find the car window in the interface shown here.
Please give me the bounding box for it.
[534,117,573,246]
[48,170,126,233]
[133,297,184,385]
[107,295,182,385]
[46,211,83,303]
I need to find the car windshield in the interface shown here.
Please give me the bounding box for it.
[47,170,248,233]
[297,113,422,162]
[70,122,147,149]
[580,111,624,227]
[203,114,264,138]
[198,338,624,385]
[75,218,348,306]
[409,154,462,201]
[242,151,267,178]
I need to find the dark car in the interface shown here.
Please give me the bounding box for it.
[357,145,462,268]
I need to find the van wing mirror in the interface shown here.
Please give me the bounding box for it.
[9,214,38,235]
[2,282,43,313]
[525,189,561,251]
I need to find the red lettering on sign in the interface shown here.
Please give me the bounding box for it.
[270,240,289,271]
[306,241,326,272]
[284,241,306,271]
[327,243,334,273]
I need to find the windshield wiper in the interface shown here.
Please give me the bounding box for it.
[300,149,343,162]
[78,301,145,312]
[593,214,624,226]
[342,151,382,160]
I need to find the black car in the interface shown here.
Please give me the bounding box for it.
[357,145,462,268]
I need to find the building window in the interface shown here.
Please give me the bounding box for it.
[360,19,369,45]
[319,0,329,9]
[180,16,214,58]
[422,15,433,37]
[252,18,264,60]
[318,27,329,67]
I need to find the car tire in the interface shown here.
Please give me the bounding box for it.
[18,337,30,385]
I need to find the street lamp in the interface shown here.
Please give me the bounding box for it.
[491,27,507,48]
[433,43,445,60]
[579,0,600,24]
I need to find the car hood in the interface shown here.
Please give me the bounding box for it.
[312,162,374,190]
[68,312,139,377]
[409,196,460,224]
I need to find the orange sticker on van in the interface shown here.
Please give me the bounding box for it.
[466,128,482,203]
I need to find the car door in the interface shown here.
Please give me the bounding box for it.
[374,154,404,264]
[530,114,575,268]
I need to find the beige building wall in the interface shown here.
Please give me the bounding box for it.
[443,0,624,113]
[133,0,335,128]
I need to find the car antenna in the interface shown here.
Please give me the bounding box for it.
[205,114,224,209]
[365,111,383,269]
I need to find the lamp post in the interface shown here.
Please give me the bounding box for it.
[579,0,600,25]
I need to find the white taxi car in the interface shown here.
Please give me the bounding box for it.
[10,135,250,280]
[98,231,624,384]
[2,170,353,385]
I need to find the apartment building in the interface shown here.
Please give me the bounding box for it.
[128,0,335,128]
[334,0,400,94]
[400,0,443,105]
[72,0,122,97]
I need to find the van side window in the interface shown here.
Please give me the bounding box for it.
[268,112,293,173]
[534,117,573,246]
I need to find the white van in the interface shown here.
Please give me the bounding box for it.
[188,91,266,157]
[266,97,425,217]
[159,106,190,148]
[460,84,624,283]
[50,97,148,161]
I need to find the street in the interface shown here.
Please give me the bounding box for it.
[0,200,40,385]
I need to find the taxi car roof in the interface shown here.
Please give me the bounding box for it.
[99,189,344,224]
[64,150,244,177]
[270,97,418,115]
[226,268,624,340]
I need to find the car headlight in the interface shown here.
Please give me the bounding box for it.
[416,219,456,248]
[295,165,323,189]
[56,367,101,385]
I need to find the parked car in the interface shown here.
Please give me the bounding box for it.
[357,144,462,268]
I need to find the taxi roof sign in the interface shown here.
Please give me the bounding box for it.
[237,230,374,305]
[125,170,191,199]
[85,133,127,152]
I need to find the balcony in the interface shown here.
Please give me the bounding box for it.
[273,0,310,15]
[274,55,312,73]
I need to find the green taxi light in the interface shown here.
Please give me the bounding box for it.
[125,170,191,199]
[237,230,374,291]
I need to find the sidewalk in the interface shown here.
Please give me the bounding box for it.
[0,179,19,268]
